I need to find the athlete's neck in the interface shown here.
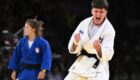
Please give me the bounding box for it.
[28,33,36,41]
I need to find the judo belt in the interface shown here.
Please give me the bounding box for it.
[21,64,41,69]
[80,49,99,68]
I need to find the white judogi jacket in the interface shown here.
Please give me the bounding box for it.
[68,17,115,78]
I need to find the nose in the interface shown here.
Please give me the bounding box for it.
[96,12,101,17]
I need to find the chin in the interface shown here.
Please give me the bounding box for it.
[95,22,102,25]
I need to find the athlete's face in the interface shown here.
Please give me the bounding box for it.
[91,8,107,26]
[24,23,35,36]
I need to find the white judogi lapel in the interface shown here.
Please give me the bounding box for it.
[82,17,107,56]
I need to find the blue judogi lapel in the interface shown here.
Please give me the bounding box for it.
[22,37,40,60]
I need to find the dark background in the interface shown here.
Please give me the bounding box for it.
[0,0,140,80]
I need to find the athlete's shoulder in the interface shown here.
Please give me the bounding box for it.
[16,36,27,47]
[105,18,115,34]
[78,16,92,26]
[38,37,50,45]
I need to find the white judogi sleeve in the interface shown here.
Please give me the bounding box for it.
[68,21,84,54]
[99,25,115,61]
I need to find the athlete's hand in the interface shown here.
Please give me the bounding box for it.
[37,71,46,79]
[74,33,81,44]
[93,40,101,49]
[11,71,16,80]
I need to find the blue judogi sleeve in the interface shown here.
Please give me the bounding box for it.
[40,39,52,71]
[8,39,22,70]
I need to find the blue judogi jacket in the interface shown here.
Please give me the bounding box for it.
[8,36,52,71]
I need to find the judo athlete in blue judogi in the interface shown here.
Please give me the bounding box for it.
[8,18,52,80]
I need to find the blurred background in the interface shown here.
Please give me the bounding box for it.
[0,0,140,80]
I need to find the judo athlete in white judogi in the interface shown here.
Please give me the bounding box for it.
[64,0,115,80]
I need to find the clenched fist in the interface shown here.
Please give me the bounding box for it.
[74,33,81,44]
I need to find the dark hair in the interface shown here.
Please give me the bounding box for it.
[25,18,44,37]
[91,0,109,10]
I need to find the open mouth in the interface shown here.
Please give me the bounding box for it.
[96,17,101,21]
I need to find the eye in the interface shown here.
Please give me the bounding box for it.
[95,10,98,13]
[100,11,103,13]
